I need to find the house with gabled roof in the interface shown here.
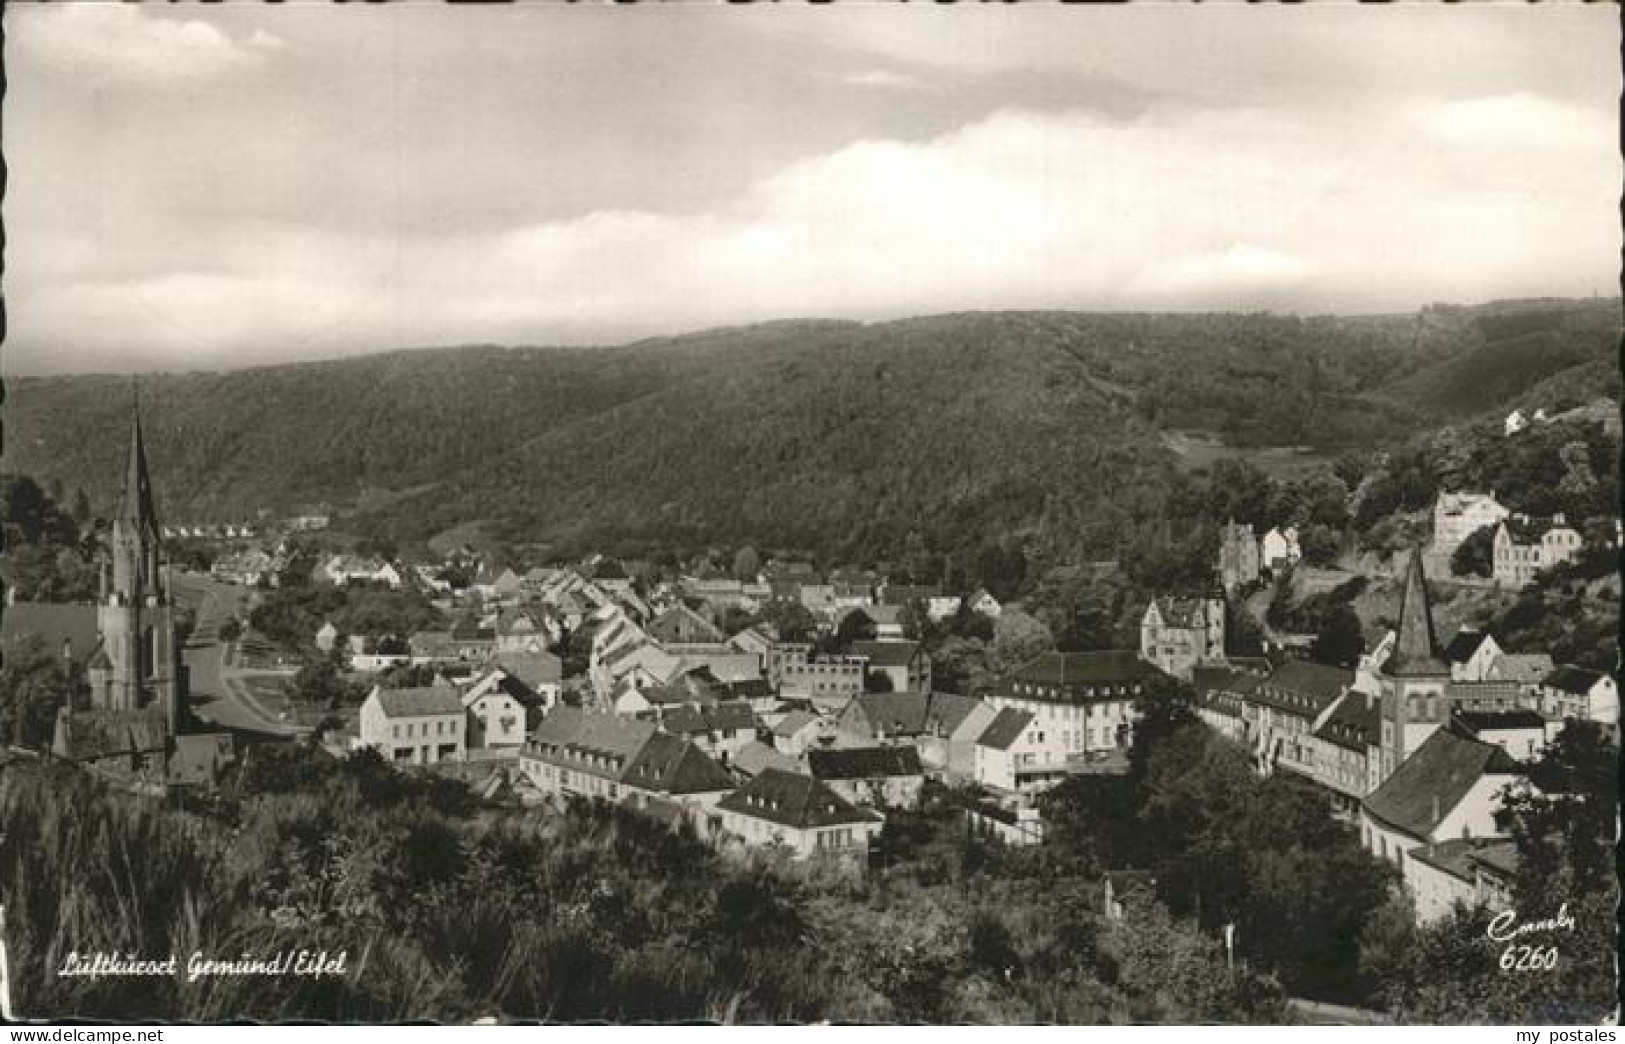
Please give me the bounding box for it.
[729,740,803,781]
[1309,689,1382,812]
[1442,628,1503,683]
[647,604,726,646]
[1493,513,1584,588]
[714,768,882,864]
[653,701,760,764]
[807,744,924,808]
[1360,720,1527,882]
[850,639,931,693]
[1191,667,1256,747]
[916,692,998,781]
[975,706,1067,794]
[1254,659,1351,780]
[520,707,733,818]
[357,685,467,764]
[834,690,931,744]
[1539,665,1619,732]
[990,650,1164,762]
[461,674,528,749]
[967,589,1002,619]
[1140,595,1225,681]
[771,708,826,755]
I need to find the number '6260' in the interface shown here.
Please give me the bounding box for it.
[1500,945,1558,972]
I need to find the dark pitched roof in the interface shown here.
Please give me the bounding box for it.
[1006,651,1163,699]
[2,602,103,672]
[1542,665,1608,695]
[771,709,820,738]
[120,406,160,533]
[660,700,757,737]
[847,691,931,735]
[1261,660,1351,708]
[716,768,881,829]
[1408,837,1502,884]
[977,707,1034,751]
[495,650,563,688]
[922,692,988,736]
[807,744,923,780]
[1314,692,1381,752]
[1192,667,1261,698]
[623,731,734,794]
[1362,723,1523,841]
[647,605,725,645]
[1387,548,1448,677]
[54,707,170,762]
[1442,629,1491,665]
[373,686,465,718]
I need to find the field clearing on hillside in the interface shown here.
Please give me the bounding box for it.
[1161,430,1332,479]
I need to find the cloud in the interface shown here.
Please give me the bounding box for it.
[3,62,1617,371]
[1416,93,1606,152]
[843,69,932,92]
[11,5,284,86]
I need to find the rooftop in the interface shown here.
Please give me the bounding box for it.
[716,768,881,830]
[807,744,923,780]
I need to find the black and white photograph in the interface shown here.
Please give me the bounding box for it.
[0,2,1619,1029]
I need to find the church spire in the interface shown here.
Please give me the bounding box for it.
[1386,546,1446,677]
[120,392,159,536]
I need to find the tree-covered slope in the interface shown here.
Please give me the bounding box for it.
[3,301,1615,563]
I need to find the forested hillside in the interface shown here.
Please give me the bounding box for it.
[3,300,1616,568]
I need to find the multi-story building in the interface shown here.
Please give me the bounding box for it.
[1139,596,1225,681]
[850,640,932,694]
[1493,514,1584,588]
[1217,519,1261,593]
[357,685,467,765]
[1431,491,1509,556]
[771,643,869,706]
[986,651,1165,760]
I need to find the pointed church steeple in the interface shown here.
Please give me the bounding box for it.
[120,394,160,536]
[1385,546,1446,677]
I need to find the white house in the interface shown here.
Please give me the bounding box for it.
[926,595,963,622]
[1260,526,1301,570]
[1432,491,1510,556]
[356,685,467,765]
[1539,666,1619,729]
[1493,514,1584,588]
[987,651,1160,760]
[714,768,883,864]
[968,589,1003,619]
[461,675,530,749]
[1504,410,1528,437]
[974,707,1068,794]
[1441,628,1503,683]
[1360,722,1527,877]
[315,621,339,653]
[806,744,925,809]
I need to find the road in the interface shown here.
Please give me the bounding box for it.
[177,573,311,740]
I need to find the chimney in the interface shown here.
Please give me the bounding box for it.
[1430,795,1441,826]
[62,638,73,663]
[1552,512,1565,526]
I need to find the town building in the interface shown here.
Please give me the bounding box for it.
[1252,659,1350,780]
[772,644,868,707]
[974,707,1068,794]
[1442,628,1504,683]
[1492,514,1583,588]
[461,677,528,749]
[988,650,1162,761]
[1260,526,1301,570]
[1431,491,1510,556]
[850,640,932,694]
[1139,596,1225,681]
[1361,721,1527,879]
[520,707,735,816]
[1405,838,1521,924]
[1310,690,1382,813]
[806,745,925,808]
[1538,666,1619,733]
[714,768,883,865]
[356,685,467,765]
[1190,667,1255,746]
[1217,519,1261,593]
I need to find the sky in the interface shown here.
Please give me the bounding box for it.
[4,4,1619,374]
